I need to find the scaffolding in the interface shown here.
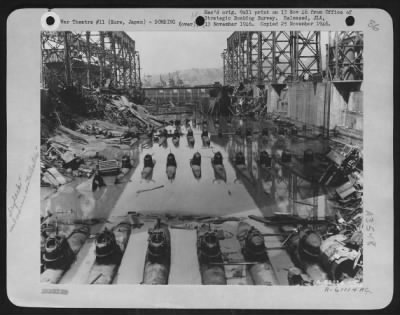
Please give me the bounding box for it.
[222,31,322,86]
[41,31,141,90]
[326,31,364,81]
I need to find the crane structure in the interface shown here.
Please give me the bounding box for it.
[326,31,364,81]
[222,31,323,86]
[221,31,365,217]
[41,31,141,90]
[222,31,364,86]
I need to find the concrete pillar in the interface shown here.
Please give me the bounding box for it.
[63,32,72,86]
[267,83,281,113]
[86,32,91,87]
[99,32,105,85]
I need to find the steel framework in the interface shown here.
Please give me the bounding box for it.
[222,31,322,85]
[41,31,141,90]
[326,31,363,81]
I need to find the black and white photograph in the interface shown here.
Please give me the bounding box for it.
[6,8,393,309]
[39,30,364,286]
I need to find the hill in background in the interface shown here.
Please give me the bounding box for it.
[142,68,223,87]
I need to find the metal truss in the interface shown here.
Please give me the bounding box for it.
[327,31,363,81]
[41,31,141,89]
[292,32,322,81]
[222,31,322,86]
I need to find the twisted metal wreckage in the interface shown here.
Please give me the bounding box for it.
[218,31,363,119]
[41,31,141,90]
[40,31,365,286]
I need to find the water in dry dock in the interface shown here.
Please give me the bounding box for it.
[41,116,332,284]
[43,117,329,218]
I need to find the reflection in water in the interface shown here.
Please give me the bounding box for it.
[172,128,180,148]
[92,169,106,192]
[233,151,254,184]
[42,146,140,230]
[42,116,332,223]
[187,127,195,147]
[166,153,177,181]
[222,120,331,217]
[141,154,155,182]
[190,152,202,180]
[211,151,226,183]
[201,130,211,147]
[158,129,168,148]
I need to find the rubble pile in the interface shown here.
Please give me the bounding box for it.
[40,86,172,189]
[279,197,363,285]
[319,141,363,187]
[40,122,138,188]
[283,143,364,286]
[42,87,166,139]
[101,94,165,129]
[40,84,365,286]
[320,143,363,284]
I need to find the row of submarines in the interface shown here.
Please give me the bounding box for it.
[41,214,360,285]
[40,217,281,285]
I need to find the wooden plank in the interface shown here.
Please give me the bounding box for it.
[168,229,201,284]
[47,167,67,185]
[42,172,60,187]
[219,222,251,285]
[114,230,148,284]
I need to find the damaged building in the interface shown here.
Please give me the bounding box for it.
[40,31,364,287]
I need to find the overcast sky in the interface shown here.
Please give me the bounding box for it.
[128,32,231,75]
[128,32,329,75]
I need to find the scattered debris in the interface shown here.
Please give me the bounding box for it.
[98,160,121,176]
[40,84,364,286]
[136,185,165,194]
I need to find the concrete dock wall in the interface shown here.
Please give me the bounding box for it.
[346,90,363,131]
[329,83,347,128]
[267,81,363,136]
[329,83,363,134]
[267,86,282,113]
[287,82,326,128]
